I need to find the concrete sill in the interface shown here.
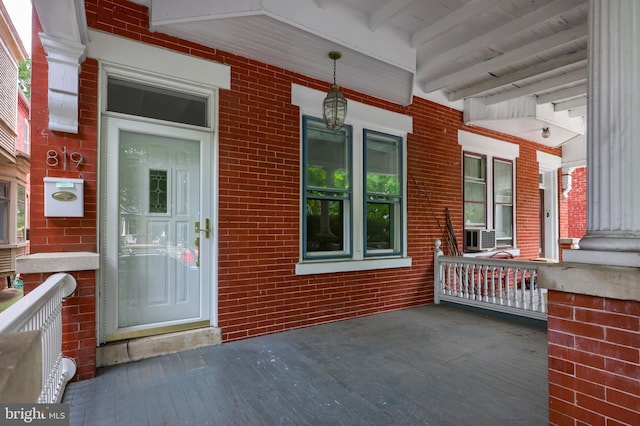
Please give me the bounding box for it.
[16,252,99,274]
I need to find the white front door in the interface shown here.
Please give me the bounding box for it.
[102,118,213,341]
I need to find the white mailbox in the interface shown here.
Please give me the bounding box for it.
[44,177,84,217]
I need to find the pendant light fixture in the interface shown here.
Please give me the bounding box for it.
[542,127,551,138]
[323,51,347,130]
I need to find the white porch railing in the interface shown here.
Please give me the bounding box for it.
[0,273,77,403]
[434,240,547,321]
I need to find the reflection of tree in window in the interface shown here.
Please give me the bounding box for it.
[304,118,350,256]
[365,131,402,253]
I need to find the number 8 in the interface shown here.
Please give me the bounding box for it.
[46,150,59,167]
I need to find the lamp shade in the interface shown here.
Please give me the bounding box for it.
[323,84,347,130]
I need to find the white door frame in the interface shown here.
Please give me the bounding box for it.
[100,117,217,342]
[537,151,561,260]
[90,35,228,343]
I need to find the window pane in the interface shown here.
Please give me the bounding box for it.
[107,77,207,127]
[495,204,513,245]
[306,123,350,190]
[0,200,6,242]
[464,156,485,179]
[367,202,394,250]
[17,185,26,242]
[464,154,486,229]
[366,133,400,195]
[306,198,344,252]
[464,202,486,228]
[365,131,402,255]
[149,169,168,213]
[464,181,485,202]
[494,160,513,203]
[0,182,8,243]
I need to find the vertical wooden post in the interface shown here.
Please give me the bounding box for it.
[434,239,443,304]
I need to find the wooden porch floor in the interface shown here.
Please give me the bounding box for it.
[63,305,548,425]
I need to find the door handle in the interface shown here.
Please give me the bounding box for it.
[194,218,211,239]
[194,237,200,267]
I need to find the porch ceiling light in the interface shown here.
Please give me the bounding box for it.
[542,127,551,138]
[323,51,347,130]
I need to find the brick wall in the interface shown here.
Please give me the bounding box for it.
[547,291,639,425]
[28,14,98,380]
[567,167,587,239]
[30,0,561,378]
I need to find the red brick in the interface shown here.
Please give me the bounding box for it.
[576,365,638,394]
[604,358,640,380]
[550,356,576,375]
[575,336,639,364]
[576,394,640,425]
[549,408,575,426]
[606,327,640,348]
[551,317,606,340]
[606,388,640,413]
[575,308,640,332]
[549,396,606,426]
[550,383,576,403]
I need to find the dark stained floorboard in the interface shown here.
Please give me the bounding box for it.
[63,305,548,425]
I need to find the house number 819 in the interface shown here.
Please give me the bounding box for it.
[46,147,84,170]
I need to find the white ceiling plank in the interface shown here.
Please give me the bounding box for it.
[448,49,587,101]
[410,0,493,47]
[422,22,588,93]
[420,0,584,71]
[555,96,587,111]
[536,83,587,104]
[483,68,587,105]
[568,106,587,117]
[369,0,416,31]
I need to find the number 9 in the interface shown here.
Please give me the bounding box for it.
[70,151,83,169]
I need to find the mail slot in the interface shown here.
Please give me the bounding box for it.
[44,177,84,217]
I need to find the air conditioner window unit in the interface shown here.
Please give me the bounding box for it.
[464,228,497,251]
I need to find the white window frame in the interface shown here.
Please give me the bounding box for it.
[459,130,520,257]
[293,84,412,275]
[0,182,9,244]
[23,119,30,154]
[17,184,26,243]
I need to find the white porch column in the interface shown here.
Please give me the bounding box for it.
[573,0,640,259]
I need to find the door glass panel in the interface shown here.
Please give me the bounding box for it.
[118,130,201,327]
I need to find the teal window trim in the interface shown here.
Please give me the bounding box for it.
[302,116,353,260]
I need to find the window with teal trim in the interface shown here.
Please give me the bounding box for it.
[303,117,352,259]
[364,130,402,255]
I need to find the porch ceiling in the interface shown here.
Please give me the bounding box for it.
[137,0,588,148]
[37,0,589,150]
